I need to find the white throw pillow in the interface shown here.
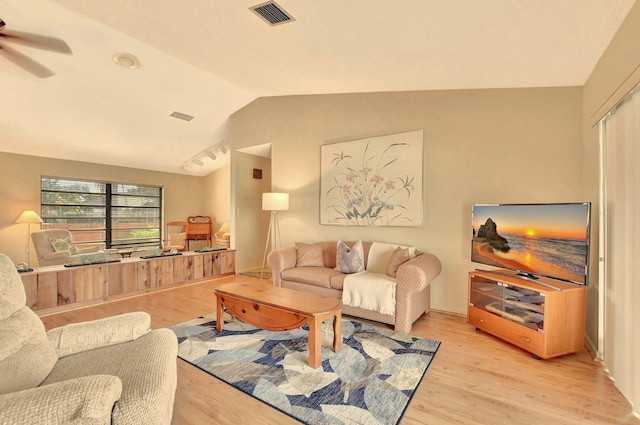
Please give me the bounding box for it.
[366,242,417,274]
[334,240,365,274]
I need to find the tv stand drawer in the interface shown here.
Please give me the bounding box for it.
[469,307,544,355]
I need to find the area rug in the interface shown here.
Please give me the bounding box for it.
[170,313,440,425]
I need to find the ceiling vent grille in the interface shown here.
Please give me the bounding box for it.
[250,1,295,26]
[170,111,194,122]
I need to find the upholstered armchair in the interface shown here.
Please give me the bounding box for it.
[0,253,178,424]
[31,229,101,266]
[215,221,231,248]
[163,221,188,252]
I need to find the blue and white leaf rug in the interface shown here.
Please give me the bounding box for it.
[170,314,440,425]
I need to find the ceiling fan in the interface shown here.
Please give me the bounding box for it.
[0,18,72,78]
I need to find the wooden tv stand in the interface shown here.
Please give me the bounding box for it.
[467,270,586,359]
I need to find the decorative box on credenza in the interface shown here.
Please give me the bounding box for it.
[467,270,587,359]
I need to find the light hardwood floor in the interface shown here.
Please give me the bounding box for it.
[40,276,640,425]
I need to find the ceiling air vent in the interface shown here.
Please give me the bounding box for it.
[250,1,295,26]
[170,111,194,122]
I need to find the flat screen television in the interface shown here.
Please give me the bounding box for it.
[471,202,591,285]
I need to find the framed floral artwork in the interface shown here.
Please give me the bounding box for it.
[320,130,423,226]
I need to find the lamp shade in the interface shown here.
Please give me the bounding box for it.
[15,210,43,224]
[262,193,289,211]
[219,221,231,233]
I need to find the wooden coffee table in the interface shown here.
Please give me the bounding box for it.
[214,282,342,368]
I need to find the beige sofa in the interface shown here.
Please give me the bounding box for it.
[267,241,441,333]
[0,252,178,424]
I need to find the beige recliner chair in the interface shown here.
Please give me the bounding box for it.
[31,229,101,266]
[0,253,178,424]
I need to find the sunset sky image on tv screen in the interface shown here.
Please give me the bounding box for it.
[471,203,590,284]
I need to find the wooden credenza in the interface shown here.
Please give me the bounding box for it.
[20,250,235,315]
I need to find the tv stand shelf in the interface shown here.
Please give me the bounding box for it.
[467,270,586,359]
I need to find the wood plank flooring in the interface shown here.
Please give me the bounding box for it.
[39,276,640,425]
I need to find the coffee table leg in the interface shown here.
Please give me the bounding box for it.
[333,311,342,353]
[216,295,224,332]
[307,317,322,369]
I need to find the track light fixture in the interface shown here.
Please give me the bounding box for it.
[182,140,230,173]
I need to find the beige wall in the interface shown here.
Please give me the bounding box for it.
[0,152,207,265]
[203,164,231,236]
[582,1,640,354]
[231,87,584,314]
[231,152,272,272]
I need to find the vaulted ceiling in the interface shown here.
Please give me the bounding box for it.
[0,0,636,176]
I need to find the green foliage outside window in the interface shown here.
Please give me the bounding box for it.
[41,177,162,249]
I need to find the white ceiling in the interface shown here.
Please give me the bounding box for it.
[0,0,636,176]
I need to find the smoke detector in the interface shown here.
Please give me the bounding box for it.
[112,52,141,69]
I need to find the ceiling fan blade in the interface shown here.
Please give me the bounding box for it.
[0,30,72,54]
[0,42,55,78]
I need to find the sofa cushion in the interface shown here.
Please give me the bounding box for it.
[334,240,365,274]
[323,241,372,269]
[0,254,27,320]
[295,242,325,267]
[386,247,411,278]
[49,236,79,255]
[282,267,341,288]
[0,254,58,395]
[42,328,178,425]
[366,242,417,274]
[0,308,58,395]
[329,273,347,290]
[323,241,338,269]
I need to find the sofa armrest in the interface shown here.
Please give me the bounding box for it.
[41,251,69,260]
[267,246,297,287]
[47,312,151,358]
[77,246,102,254]
[393,252,442,333]
[0,375,122,425]
[396,252,442,295]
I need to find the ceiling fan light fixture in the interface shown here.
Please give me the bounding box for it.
[112,52,140,69]
[1,18,72,77]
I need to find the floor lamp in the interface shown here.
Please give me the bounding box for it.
[15,210,43,271]
[261,192,289,280]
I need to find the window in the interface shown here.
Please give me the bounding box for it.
[41,178,162,249]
